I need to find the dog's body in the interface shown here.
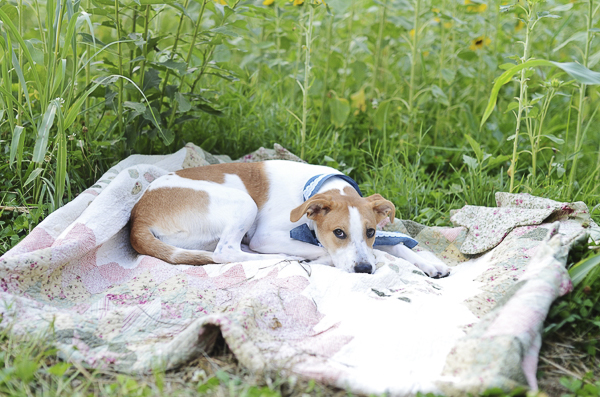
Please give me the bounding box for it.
[130,160,450,277]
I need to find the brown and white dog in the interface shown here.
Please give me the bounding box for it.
[129,160,450,277]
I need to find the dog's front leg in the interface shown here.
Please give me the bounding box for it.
[249,231,329,264]
[376,244,450,278]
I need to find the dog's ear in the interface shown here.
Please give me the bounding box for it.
[366,194,396,224]
[290,195,333,223]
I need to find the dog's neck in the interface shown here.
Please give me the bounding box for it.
[302,173,362,201]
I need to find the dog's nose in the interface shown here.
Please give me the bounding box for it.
[354,263,373,274]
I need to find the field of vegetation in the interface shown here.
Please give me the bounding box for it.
[0,0,599,394]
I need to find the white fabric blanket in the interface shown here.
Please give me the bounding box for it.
[0,144,596,396]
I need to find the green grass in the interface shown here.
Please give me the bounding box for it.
[1,0,600,394]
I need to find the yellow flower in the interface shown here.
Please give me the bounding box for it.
[291,0,303,5]
[213,0,227,4]
[423,51,429,57]
[469,36,491,51]
[434,17,441,23]
[263,0,274,4]
[443,21,453,29]
[465,0,487,12]
[432,7,440,12]
[409,29,415,38]
[515,20,524,31]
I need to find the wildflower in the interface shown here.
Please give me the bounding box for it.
[465,0,487,13]
[443,21,453,29]
[291,0,303,5]
[409,29,415,39]
[213,0,226,4]
[469,36,491,51]
[263,0,274,4]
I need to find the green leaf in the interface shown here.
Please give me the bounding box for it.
[486,154,511,170]
[33,101,59,163]
[124,101,146,114]
[156,60,187,74]
[463,154,478,170]
[373,101,390,130]
[24,168,44,187]
[505,101,519,113]
[543,134,565,144]
[195,103,223,116]
[440,68,456,84]
[464,134,483,163]
[0,9,42,96]
[569,253,600,287]
[431,85,449,106]
[64,82,103,129]
[499,63,516,70]
[175,92,191,113]
[553,61,600,85]
[457,50,476,61]
[9,125,24,166]
[330,96,350,127]
[553,31,586,53]
[212,44,231,63]
[550,3,573,12]
[60,10,79,59]
[14,358,38,383]
[78,32,107,47]
[480,60,600,128]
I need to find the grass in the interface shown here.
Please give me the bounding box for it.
[1,0,600,395]
[0,318,348,397]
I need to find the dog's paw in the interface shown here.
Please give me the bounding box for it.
[414,260,451,279]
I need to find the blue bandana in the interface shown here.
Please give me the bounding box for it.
[289,174,418,249]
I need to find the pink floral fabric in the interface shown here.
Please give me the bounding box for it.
[0,144,596,396]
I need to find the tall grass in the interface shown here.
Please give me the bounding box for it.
[1,0,600,393]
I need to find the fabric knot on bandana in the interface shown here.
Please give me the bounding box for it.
[290,173,418,249]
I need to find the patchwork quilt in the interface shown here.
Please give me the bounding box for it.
[0,143,596,396]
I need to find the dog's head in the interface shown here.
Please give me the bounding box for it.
[290,187,395,274]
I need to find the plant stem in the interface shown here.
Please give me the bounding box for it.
[138,5,151,100]
[300,2,315,160]
[372,0,387,95]
[433,0,446,145]
[340,3,354,95]
[509,1,535,193]
[18,0,23,124]
[408,0,420,137]
[85,0,92,129]
[275,5,284,101]
[531,87,556,179]
[158,0,191,115]
[567,0,594,198]
[167,0,209,129]
[129,7,138,78]
[114,0,124,136]
[292,8,305,104]
[320,13,333,112]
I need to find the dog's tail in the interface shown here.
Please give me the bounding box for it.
[129,221,214,265]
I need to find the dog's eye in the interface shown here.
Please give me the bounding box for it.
[333,229,346,239]
[366,228,376,238]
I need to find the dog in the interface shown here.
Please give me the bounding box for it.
[129,160,450,277]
